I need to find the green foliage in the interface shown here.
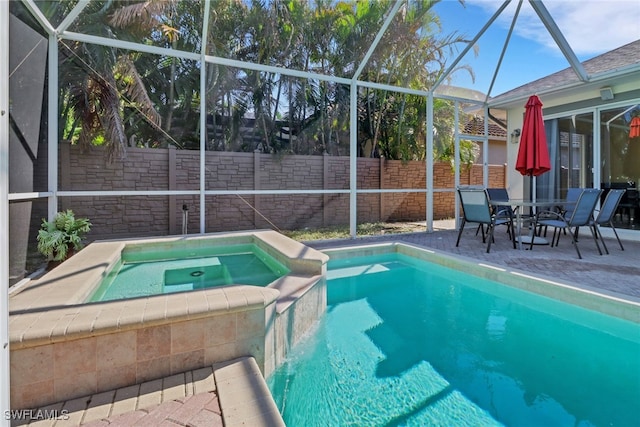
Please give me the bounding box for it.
[49,0,474,161]
[436,138,480,171]
[37,210,92,262]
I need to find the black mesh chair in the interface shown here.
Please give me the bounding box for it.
[483,188,515,240]
[456,188,515,253]
[591,189,626,252]
[486,188,515,218]
[538,187,582,243]
[617,188,639,223]
[532,189,603,259]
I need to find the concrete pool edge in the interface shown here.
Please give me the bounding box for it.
[9,230,329,307]
[322,242,640,323]
[8,230,329,411]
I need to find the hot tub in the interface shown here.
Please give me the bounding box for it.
[8,230,329,411]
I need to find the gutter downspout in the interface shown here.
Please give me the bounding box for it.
[488,109,508,130]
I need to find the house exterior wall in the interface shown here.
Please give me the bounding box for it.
[472,139,508,166]
[488,140,508,165]
[503,83,640,202]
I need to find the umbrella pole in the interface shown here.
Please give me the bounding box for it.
[528,174,535,242]
[518,175,537,246]
[529,174,534,217]
[526,174,550,246]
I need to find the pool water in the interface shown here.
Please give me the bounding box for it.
[268,253,640,426]
[89,243,289,302]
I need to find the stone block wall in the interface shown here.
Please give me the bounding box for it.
[59,144,506,239]
[206,152,254,191]
[61,145,170,191]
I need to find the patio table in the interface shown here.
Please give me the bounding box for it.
[489,198,575,250]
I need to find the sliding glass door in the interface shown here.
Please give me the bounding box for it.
[600,104,640,188]
[600,103,640,229]
[538,113,594,200]
[536,102,640,230]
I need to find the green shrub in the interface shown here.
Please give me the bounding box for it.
[37,210,92,262]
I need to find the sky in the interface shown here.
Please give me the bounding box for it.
[432,0,640,96]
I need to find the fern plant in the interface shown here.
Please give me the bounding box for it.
[37,210,92,262]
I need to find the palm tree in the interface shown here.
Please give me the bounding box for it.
[59,0,189,160]
[353,0,475,162]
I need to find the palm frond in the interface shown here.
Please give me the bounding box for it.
[118,56,162,128]
[100,74,128,162]
[108,1,169,29]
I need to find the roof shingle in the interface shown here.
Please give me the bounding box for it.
[490,39,640,104]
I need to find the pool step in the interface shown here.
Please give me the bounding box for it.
[163,257,231,291]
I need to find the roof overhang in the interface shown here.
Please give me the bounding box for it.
[487,64,640,110]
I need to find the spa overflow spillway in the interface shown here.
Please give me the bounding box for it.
[268,246,640,427]
[89,243,289,302]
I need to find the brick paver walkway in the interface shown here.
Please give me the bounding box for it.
[80,391,221,427]
[16,367,225,427]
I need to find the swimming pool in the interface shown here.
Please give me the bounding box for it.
[268,250,640,426]
[89,243,290,302]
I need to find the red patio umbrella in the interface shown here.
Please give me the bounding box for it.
[516,95,551,178]
[515,95,551,233]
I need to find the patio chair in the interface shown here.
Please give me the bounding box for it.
[538,187,581,241]
[456,188,515,253]
[559,187,582,217]
[591,188,626,253]
[531,188,603,259]
[477,188,515,240]
[487,188,516,218]
[617,188,638,223]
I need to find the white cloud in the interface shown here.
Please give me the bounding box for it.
[468,0,640,56]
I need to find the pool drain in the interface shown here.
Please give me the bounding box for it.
[190,270,205,277]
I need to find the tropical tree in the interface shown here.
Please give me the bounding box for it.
[54,1,172,161]
[352,0,477,163]
[110,0,203,149]
[29,0,478,163]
